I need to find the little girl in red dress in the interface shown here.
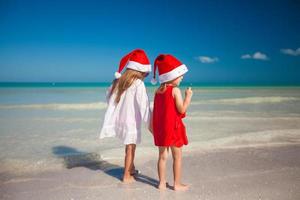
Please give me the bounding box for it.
[151,54,193,191]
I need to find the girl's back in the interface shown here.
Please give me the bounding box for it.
[100,78,150,144]
[153,85,188,147]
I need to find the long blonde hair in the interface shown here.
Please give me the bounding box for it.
[110,69,147,103]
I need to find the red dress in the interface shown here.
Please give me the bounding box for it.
[153,85,188,147]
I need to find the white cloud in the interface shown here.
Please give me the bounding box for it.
[280,48,300,56]
[253,52,269,60]
[195,56,219,63]
[241,54,251,59]
[241,52,269,61]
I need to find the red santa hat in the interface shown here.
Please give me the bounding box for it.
[115,49,151,79]
[151,54,188,84]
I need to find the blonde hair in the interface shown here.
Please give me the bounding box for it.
[157,79,175,93]
[156,76,181,94]
[157,83,168,93]
[110,69,147,103]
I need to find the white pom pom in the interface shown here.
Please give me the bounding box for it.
[151,78,157,85]
[114,72,121,79]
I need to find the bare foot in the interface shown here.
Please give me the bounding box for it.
[174,183,189,191]
[158,182,167,190]
[130,169,140,176]
[122,175,135,184]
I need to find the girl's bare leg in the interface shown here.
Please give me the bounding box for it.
[157,147,168,190]
[171,146,188,191]
[130,145,137,175]
[123,144,136,183]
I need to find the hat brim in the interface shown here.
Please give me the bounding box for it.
[126,61,152,73]
[159,64,188,83]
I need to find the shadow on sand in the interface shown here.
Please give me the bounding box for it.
[52,145,159,188]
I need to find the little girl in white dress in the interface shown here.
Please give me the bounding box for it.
[99,49,152,183]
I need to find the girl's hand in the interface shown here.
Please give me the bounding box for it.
[185,87,193,98]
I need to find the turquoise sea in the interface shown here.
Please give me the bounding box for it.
[1,82,300,176]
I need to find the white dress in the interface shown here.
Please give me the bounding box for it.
[99,79,151,144]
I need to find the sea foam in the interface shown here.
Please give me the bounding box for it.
[192,96,298,105]
[187,129,300,151]
[0,102,107,110]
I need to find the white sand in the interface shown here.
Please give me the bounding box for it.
[1,144,300,200]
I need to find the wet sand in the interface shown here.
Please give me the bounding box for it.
[1,144,300,200]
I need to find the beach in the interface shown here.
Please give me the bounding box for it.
[1,145,299,200]
[1,85,300,199]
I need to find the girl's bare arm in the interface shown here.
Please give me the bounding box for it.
[173,87,193,114]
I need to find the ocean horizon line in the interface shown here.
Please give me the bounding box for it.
[0,82,300,88]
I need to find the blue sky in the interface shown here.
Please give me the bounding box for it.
[0,0,300,84]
